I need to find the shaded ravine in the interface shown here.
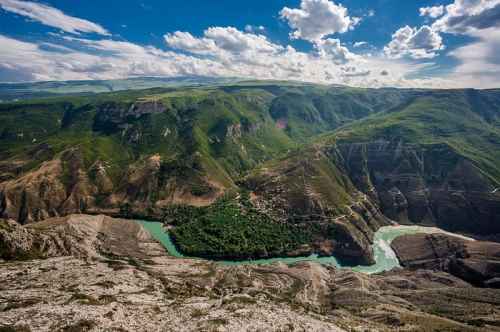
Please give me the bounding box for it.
[136,221,475,274]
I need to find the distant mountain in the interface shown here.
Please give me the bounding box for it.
[0,76,242,102]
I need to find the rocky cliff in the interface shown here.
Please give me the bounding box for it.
[392,233,500,287]
[244,145,389,265]
[336,140,500,237]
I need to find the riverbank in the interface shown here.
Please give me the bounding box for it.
[137,221,475,274]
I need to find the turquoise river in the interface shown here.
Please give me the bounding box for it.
[136,221,474,274]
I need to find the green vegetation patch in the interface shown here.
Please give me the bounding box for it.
[168,192,315,260]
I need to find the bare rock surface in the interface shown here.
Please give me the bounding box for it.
[392,233,500,287]
[1,215,500,331]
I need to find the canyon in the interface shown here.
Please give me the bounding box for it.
[1,82,500,330]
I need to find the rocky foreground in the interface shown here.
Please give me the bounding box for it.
[1,215,500,332]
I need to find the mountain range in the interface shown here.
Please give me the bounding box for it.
[2,79,500,331]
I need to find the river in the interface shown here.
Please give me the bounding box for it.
[136,221,474,274]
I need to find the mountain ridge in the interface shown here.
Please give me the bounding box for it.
[1,82,500,263]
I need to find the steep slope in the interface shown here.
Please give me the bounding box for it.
[0,87,296,223]
[267,86,414,141]
[243,144,389,264]
[333,90,500,236]
[0,84,416,225]
[228,89,500,262]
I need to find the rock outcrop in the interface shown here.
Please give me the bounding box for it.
[245,146,389,265]
[392,233,500,287]
[0,148,111,224]
[0,214,153,261]
[92,101,167,136]
[3,87,500,269]
[0,148,224,224]
[337,140,500,237]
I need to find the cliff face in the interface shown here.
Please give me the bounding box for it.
[244,146,389,265]
[0,149,98,224]
[392,233,500,287]
[0,149,225,224]
[337,140,500,236]
[4,134,499,263]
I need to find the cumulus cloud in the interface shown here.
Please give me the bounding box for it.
[420,5,445,19]
[164,31,218,55]
[385,25,444,59]
[204,27,281,53]
[280,0,358,41]
[0,0,455,88]
[0,0,109,35]
[432,0,500,34]
[0,28,451,89]
[165,27,282,60]
[411,1,500,87]
[314,38,355,64]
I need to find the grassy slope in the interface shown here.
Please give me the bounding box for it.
[267,86,413,142]
[333,90,500,184]
[0,86,298,189]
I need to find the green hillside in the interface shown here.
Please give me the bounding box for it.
[334,90,500,184]
[2,82,500,260]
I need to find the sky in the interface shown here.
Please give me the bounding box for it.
[0,0,499,88]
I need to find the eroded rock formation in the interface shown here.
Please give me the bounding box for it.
[392,233,500,287]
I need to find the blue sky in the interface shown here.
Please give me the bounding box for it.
[0,0,499,88]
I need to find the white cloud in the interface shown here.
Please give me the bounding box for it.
[314,38,355,64]
[446,27,500,88]
[204,27,281,54]
[165,27,282,58]
[385,25,444,59]
[0,0,109,35]
[353,41,368,48]
[0,34,105,81]
[0,0,455,88]
[0,33,234,82]
[0,24,455,89]
[414,1,500,88]
[420,5,445,19]
[164,31,218,55]
[280,0,358,42]
[432,0,500,34]
[341,65,370,77]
